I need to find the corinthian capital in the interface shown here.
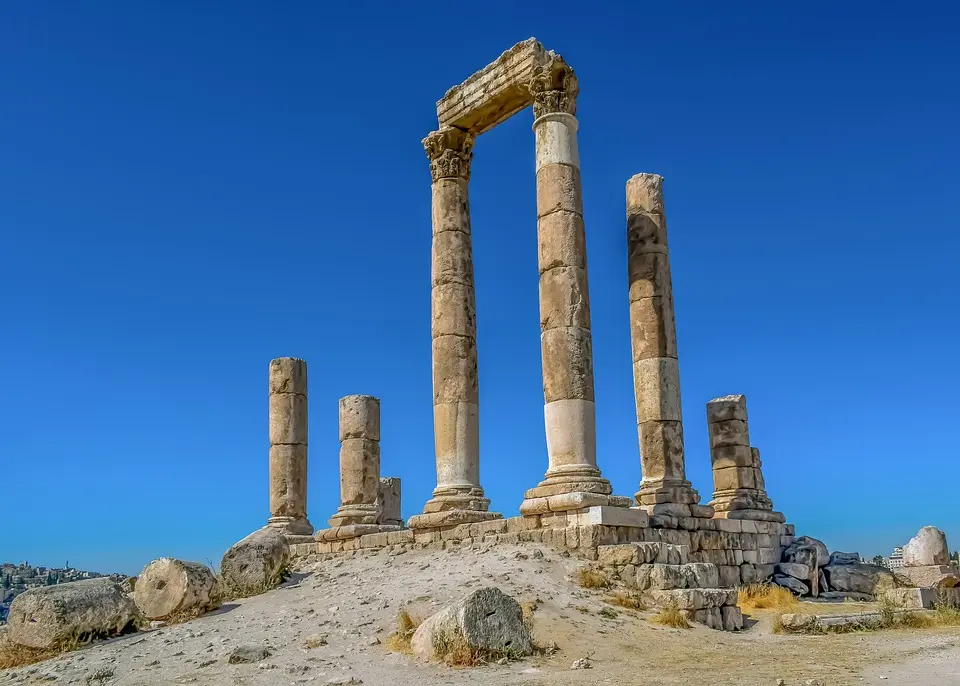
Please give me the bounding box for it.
[422,127,475,182]
[528,53,579,119]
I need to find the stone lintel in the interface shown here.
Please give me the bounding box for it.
[314,524,401,542]
[407,509,502,530]
[519,492,633,516]
[436,38,548,135]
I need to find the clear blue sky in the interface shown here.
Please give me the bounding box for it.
[2,2,957,575]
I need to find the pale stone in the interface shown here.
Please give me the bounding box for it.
[543,398,597,469]
[268,393,307,445]
[377,477,402,527]
[706,395,748,423]
[628,251,672,302]
[432,336,479,404]
[220,528,290,599]
[411,588,532,661]
[431,283,477,338]
[134,558,220,620]
[432,401,480,488]
[536,163,583,218]
[540,326,594,401]
[637,420,684,480]
[712,466,756,491]
[632,357,682,423]
[539,266,591,330]
[896,565,960,588]
[268,357,307,395]
[708,420,750,448]
[625,173,665,215]
[534,112,579,170]
[574,506,648,528]
[903,526,950,567]
[537,210,586,273]
[629,295,677,360]
[648,588,736,610]
[268,445,308,519]
[721,605,743,631]
[431,227,474,286]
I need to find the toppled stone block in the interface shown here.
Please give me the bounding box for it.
[785,536,829,567]
[774,574,809,595]
[823,564,895,595]
[411,587,532,661]
[134,558,220,621]
[220,527,290,599]
[776,562,811,581]
[896,564,960,589]
[828,551,861,566]
[903,526,950,567]
[7,578,140,649]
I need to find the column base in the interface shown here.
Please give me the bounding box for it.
[315,524,402,541]
[407,510,502,529]
[328,504,380,527]
[267,516,314,536]
[524,463,613,499]
[519,491,632,516]
[635,478,705,518]
[421,486,491,514]
[710,489,783,522]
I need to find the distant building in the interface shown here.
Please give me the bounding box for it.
[887,546,905,569]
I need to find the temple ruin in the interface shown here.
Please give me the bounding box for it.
[264,38,798,631]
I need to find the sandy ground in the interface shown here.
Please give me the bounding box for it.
[3,543,960,685]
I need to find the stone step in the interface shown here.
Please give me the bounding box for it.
[598,542,689,566]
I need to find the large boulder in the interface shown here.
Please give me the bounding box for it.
[411,587,532,662]
[134,558,221,620]
[829,551,861,566]
[823,564,895,595]
[7,578,140,650]
[903,526,950,567]
[776,562,810,580]
[220,527,290,599]
[785,536,829,567]
[896,565,960,589]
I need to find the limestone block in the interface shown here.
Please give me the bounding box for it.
[637,420,684,481]
[539,266,591,330]
[431,228,474,287]
[712,466,755,491]
[774,574,809,595]
[629,295,677,361]
[776,562,811,580]
[789,536,830,567]
[717,565,740,588]
[134,558,220,621]
[823,564,895,595]
[709,420,750,448]
[536,163,583,218]
[649,588,737,611]
[575,506,648,528]
[268,358,307,395]
[683,563,720,589]
[431,179,471,235]
[377,477,402,527]
[431,283,477,338]
[689,607,723,630]
[628,251,672,303]
[268,444,307,518]
[7,579,140,650]
[338,395,380,441]
[721,605,744,631]
[626,173,665,216]
[433,401,479,483]
[740,563,768,584]
[644,503,691,518]
[534,112,579,170]
[633,357,682,423]
[903,526,950,566]
[220,528,290,599]
[690,504,716,518]
[269,393,307,445]
[338,438,380,506]
[540,327,594,402]
[706,395,748,424]
[635,564,685,591]
[538,210,586,273]
[896,565,960,588]
[709,445,755,471]
[432,336,479,404]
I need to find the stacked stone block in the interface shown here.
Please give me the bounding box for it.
[706,395,783,522]
[626,174,705,518]
[267,357,313,536]
[377,477,403,528]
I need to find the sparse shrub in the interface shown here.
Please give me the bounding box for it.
[606,590,646,611]
[650,600,691,629]
[737,583,799,612]
[431,630,525,667]
[598,607,618,619]
[934,603,960,626]
[576,567,610,590]
[384,608,421,654]
[520,599,539,632]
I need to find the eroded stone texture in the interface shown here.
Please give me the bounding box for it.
[903,526,950,567]
[627,174,701,515]
[706,395,782,522]
[329,395,382,527]
[377,477,402,527]
[267,357,312,535]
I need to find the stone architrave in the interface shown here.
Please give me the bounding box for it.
[408,127,501,531]
[520,54,626,516]
[267,357,313,535]
[626,174,704,518]
[706,395,784,522]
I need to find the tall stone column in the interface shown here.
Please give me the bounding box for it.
[329,395,382,526]
[267,357,313,535]
[409,127,500,529]
[626,174,706,518]
[706,395,783,522]
[520,55,624,516]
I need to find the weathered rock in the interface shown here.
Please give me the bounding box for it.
[7,578,140,649]
[774,574,809,595]
[411,587,532,661]
[823,564,895,595]
[819,568,829,593]
[781,544,818,570]
[895,565,960,589]
[227,645,271,664]
[777,612,819,632]
[820,591,873,602]
[220,527,290,599]
[828,551,861,566]
[134,558,220,620]
[790,537,829,567]
[903,526,950,567]
[776,562,810,580]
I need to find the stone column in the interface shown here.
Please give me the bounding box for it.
[377,477,402,528]
[627,174,705,518]
[267,357,313,535]
[520,55,624,516]
[329,395,382,526]
[409,127,500,529]
[706,395,783,522]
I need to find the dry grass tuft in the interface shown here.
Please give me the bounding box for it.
[520,598,539,632]
[651,600,691,629]
[384,608,421,655]
[577,567,611,590]
[737,583,799,612]
[0,633,85,670]
[606,590,647,611]
[432,631,525,668]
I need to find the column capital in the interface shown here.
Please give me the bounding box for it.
[422,127,475,182]
[528,53,578,119]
